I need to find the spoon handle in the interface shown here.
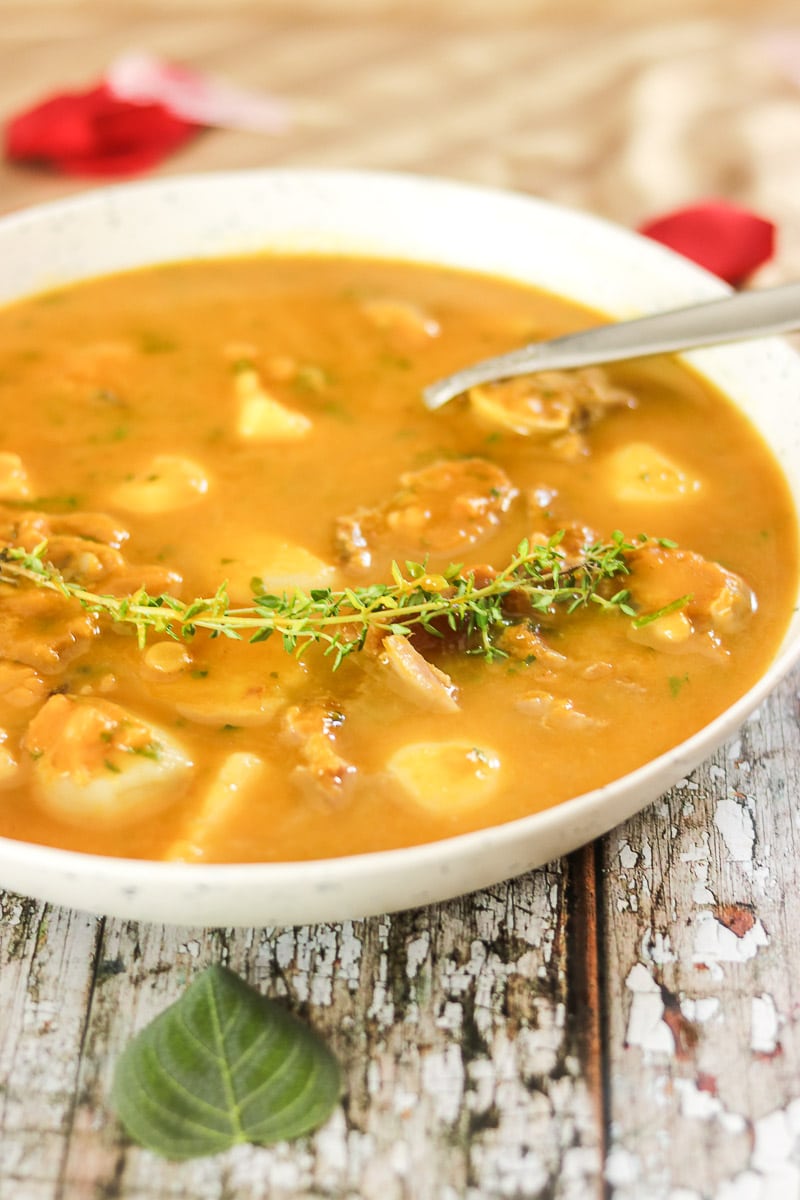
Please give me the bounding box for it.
[422,281,800,411]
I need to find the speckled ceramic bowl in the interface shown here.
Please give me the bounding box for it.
[1,170,799,926]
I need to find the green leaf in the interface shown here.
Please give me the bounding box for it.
[111,965,341,1161]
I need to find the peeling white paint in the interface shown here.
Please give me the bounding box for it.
[641,930,675,965]
[752,993,779,1055]
[625,963,673,1057]
[715,799,756,864]
[391,1088,418,1118]
[752,1099,800,1172]
[470,1142,548,1198]
[405,933,430,980]
[274,927,296,970]
[674,1077,746,1133]
[693,910,769,969]
[437,1000,463,1032]
[338,921,363,991]
[605,1146,641,1186]
[367,919,394,1027]
[619,840,639,870]
[311,1108,349,1181]
[691,860,716,905]
[681,832,711,863]
[715,1100,800,1198]
[466,1057,495,1115]
[717,1171,766,1200]
[681,996,720,1023]
[752,864,774,899]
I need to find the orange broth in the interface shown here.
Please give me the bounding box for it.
[0,255,795,861]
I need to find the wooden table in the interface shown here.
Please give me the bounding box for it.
[2,4,800,1196]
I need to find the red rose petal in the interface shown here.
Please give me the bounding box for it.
[4,82,198,178]
[638,201,776,286]
[107,51,289,134]
[5,87,104,161]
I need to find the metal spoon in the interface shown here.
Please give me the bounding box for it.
[422,282,800,411]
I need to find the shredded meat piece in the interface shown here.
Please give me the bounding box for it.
[376,634,459,713]
[468,366,636,440]
[43,512,129,549]
[0,504,182,596]
[335,457,517,568]
[0,507,129,552]
[526,492,601,569]
[516,690,600,729]
[42,538,126,583]
[531,522,599,570]
[0,588,99,674]
[626,542,755,656]
[494,622,566,667]
[0,661,48,710]
[282,700,356,803]
[102,564,183,596]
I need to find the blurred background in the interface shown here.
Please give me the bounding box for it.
[2,0,800,277]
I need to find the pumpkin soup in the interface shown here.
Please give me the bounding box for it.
[0,255,794,862]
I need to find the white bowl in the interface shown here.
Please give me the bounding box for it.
[1,169,799,927]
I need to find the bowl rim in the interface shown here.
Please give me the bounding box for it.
[1,166,799,923]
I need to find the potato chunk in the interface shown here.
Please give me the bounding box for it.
[192,529,337,599]
[0,728,20,788]
[165,753,266,862]
[110,455,209,514]
[0,453,31,500]
[142,641,194,678]
[606,442,701,503]
[144,638,302,728]
[24,695,192,827]
[157,673,285,729]
[387,740,501,814]
[235,367,312,442]
[257,541,337,594]
[360,297,440,346]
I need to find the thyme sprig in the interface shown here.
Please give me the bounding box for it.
[0,532,682,669]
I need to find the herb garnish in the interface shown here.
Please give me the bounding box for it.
[112,965,341,1160]
[0,532,690,670]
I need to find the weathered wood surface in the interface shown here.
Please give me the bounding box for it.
[1,5,800,1197]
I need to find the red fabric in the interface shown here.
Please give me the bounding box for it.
[638,200,775,286]
[4,83,198,177]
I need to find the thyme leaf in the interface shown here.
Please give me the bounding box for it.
[0,533,687,669]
